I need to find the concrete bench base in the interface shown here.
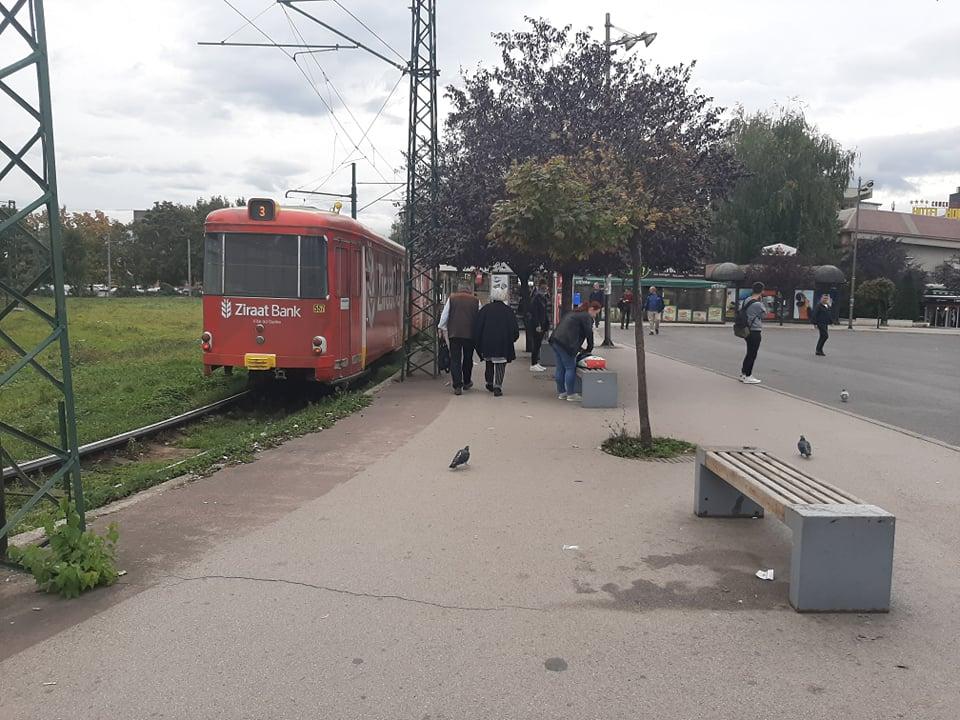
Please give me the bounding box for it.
[574,368,618,408]
[694,446,895,613]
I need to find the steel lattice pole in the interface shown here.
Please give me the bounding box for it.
[0,0,84,543]
[401,0,440,379]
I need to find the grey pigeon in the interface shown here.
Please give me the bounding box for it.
[840,388,850,403]
[449,445,470,469]
[798,436,812,459]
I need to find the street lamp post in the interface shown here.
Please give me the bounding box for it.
[846,177,873,329]
[601,13,656,348]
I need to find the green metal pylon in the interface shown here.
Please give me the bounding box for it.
[1,0,84,547]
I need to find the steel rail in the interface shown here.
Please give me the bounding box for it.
[2,392,251,481]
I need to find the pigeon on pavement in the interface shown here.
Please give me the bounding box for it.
[449,445,470,469]
[840,389,850,403]
[798,436,812,459]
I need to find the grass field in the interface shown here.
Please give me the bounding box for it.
[1,297,245,459]
[2,298,398,536]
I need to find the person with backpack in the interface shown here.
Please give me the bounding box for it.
[735,282,766,384]
[549,301,600,402]
[813,294,832,356]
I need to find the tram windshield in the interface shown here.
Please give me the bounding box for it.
[203,233,327,298]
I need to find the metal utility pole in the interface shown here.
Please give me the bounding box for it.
[401,0,440,378]
[106,235,112,291]
[286,162,358,219]
[601,13,656,348]
[1,0,85,546]
[847,177,873,329]
[186,233,192,296]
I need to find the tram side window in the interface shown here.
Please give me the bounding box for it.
[300,235,328,298]
[204,234,224,295]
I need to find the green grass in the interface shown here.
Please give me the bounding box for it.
[1,297,246,461]
[2,297,401,535]
[601,431,697,460]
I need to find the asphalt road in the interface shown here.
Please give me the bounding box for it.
[612,325,960,447]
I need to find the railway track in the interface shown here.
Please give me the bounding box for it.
[2,391,251,481]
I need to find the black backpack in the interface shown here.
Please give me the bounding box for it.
[733,298,757,338]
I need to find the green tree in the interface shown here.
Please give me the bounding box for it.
[855,277,897,327]
[933,253,960,289]
[713,109,853,263]
[489,156,622,312]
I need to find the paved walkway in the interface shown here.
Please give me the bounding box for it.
[2,343,958,719]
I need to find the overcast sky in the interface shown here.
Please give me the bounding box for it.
[3,0,959,235]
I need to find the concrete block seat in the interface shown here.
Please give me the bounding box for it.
[694,446,895,613]
[574,367,618,408]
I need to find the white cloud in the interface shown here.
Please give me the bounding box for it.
[2,0,957,234]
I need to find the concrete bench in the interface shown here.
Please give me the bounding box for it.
[574,368,618,408]
[694,446,895,613]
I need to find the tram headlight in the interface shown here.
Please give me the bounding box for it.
[200,331,213,352]
[312,336,327,355]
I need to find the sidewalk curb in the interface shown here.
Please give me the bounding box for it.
[8,370,404,550]
[645,348,960,455]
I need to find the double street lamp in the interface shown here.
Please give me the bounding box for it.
[601,13,656,347]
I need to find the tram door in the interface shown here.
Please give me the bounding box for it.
[349,245,362,368]
[335,242,351,370]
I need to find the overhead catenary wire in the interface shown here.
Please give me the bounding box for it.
[358,184,405,213]
[281,6,399,180]
[331,0,406,63]
[217,0,389,185]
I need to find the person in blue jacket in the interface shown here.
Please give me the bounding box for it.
[643,286,665,335]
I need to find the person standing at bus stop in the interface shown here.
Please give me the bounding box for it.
[438,282,480,396]
[528,279,550,372]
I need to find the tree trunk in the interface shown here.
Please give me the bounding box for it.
[561,269,574,316]
[630,236,653,447]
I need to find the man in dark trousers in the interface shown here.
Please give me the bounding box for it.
[739,282,766,384]
[618,289,634,329]
[589,282,605,327]
[813,294,832,356]
[438,282,480,395]
[528,279,550,372]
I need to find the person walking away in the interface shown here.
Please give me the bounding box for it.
[549,301,600,402]
[473,286,520,397]
[813,294,832,356]
[438,282,480,395]
[644,286,665,335]
[528,280,550,372]
[739,282,766,384]
[589,283,605,327]
[619,289,634,329]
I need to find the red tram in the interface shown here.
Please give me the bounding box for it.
[201,199,404,382]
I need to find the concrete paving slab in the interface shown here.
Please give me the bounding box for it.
[2,343,957,720]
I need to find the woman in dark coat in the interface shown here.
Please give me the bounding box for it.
[473,286,520,396]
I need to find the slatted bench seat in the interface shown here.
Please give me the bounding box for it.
[694,446,895,612]
[574,368,618,408]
